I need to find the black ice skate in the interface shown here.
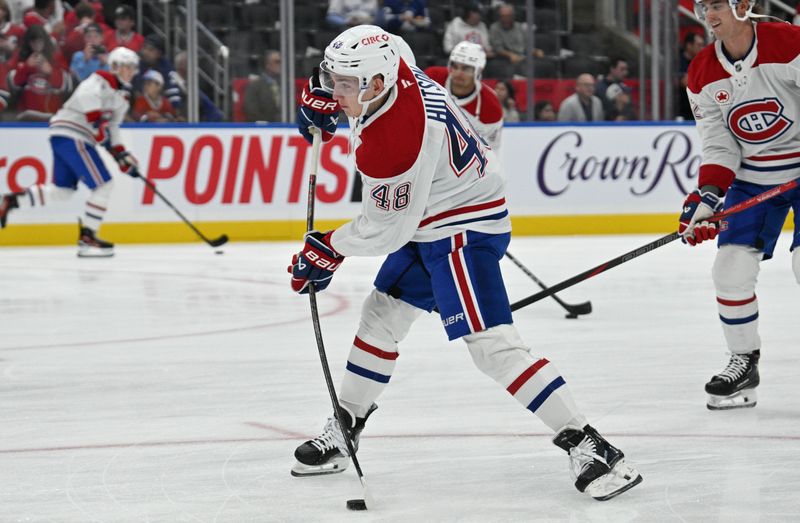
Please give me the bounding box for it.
[0,193,20,228]
[705,350,760,410]
[291,403,377,477]
[77,220,114,257]
[553,424,643,501]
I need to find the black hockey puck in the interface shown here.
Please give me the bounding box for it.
[346,499,367,511]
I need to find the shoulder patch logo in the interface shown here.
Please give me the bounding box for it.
[714,89,731,104]
[727,97,793,144]
[401,79,413,89]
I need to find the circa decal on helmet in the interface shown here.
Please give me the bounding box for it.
[360,34,390,46]
[332,40,344,49]
[727,98,793,144]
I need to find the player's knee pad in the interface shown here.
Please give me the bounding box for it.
[793,249,800,285]
[358,289,422,346]
[87,180,114,208]
[463,324,531,380]
[712,245,761,298]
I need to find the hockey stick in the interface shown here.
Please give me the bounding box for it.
[510,179,798,313]
[304,129,374,510]
[505,251,592,319]
[136,173,229,248]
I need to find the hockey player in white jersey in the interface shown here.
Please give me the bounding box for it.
[679,0,800,409]
[0,47,141,257]
[424,41,504,151]
[289,25,641,501]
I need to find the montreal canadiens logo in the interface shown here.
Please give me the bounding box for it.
[727,97,793,144]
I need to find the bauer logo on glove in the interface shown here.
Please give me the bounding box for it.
[288,230,345,294]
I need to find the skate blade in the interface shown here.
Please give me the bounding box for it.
[707,389,757,410]
[586,459,643,501]
[77,247,114,258]
[290,457,348,477]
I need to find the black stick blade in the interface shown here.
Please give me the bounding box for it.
[346,499,367,511]
[566,301,592,316]
[208,234,229,247]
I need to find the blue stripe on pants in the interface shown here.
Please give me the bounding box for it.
[526,376,566,414]
[346,362,391,384]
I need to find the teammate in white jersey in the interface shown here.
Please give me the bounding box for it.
[424,41,504,151]
[0,47,140,257]
[288,25,641,501]
[679,0,800,409]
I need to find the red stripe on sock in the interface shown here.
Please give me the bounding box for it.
[507,359,549,395]
[353,336,398,360]
[717,295,756,306]
[86,201,107,212]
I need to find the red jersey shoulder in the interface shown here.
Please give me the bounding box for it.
[423,66,448,88]
[687,44,729,94]
[478,82,503,124]
[754,22,800,66]
[356,60,425,180]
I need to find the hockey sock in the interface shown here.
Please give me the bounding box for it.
[83,181,114,231]
[16,184,74,209]
[339,290,420,418]
[713,245,761,353]
[464,324,586,432]
[339,334,398,418]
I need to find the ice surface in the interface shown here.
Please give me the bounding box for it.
[1,235,799,522]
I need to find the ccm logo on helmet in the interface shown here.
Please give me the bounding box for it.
[727,98,793,144]
[361,34,390,46]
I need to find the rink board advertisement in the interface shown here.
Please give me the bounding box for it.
[0,123,701,244]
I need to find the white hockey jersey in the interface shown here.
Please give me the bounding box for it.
[687,22,800,189]
[330,60,510,257]
[49,70,129,148]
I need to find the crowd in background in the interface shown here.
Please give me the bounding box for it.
[0,0,223,123]
[2,0,800,124]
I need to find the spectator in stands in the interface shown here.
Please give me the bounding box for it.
[443,2,492,56]
[595,57,633,119]
[132,69,176,122]
[794,2,800,25]
[166,50,223,122]
[493,79,519,122]
[133,33,173,94]
[534,100,557,121]
[63,0,103,34]
[105,5,143,52]
[8,24,72,120]
[243,49,280,122]
[22,0,55,31]
[1,0,25,58]
[379,0,431,32]
[60,1,101,63]
[1,0,24,112]
[326,0,377,29]
[677,31,705,120]
[605,84,635,121]
[557,73,603,122]
[69,22,107,81]
[487,3,543,79]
